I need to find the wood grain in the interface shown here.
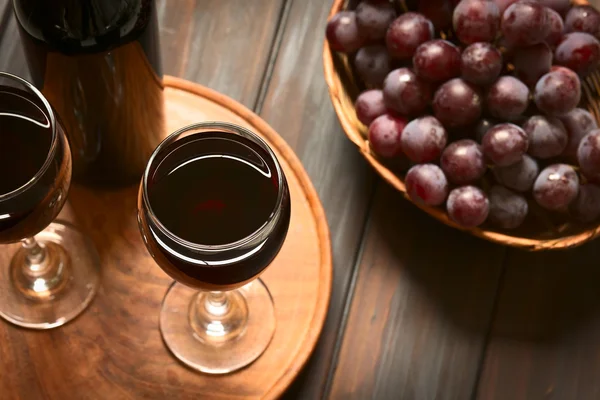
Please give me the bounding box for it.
[155,0,285,107]
[257,0,376,398]
[0,0,285,108]
[328,183,506,400]
[476,240,600,400]
[0,0,29,79]
[0,78,332,400]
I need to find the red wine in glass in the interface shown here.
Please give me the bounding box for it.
[142,131,291,290]
[138,122,291,374]
[0,72,100,330]
[0,86,70,243]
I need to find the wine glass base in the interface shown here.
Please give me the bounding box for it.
[0,221,100,329]
[160,279,276,375]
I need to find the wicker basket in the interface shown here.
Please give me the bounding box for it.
[323,0,600,251]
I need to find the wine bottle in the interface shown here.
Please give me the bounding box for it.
[13,0,165,186]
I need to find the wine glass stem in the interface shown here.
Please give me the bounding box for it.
[189,289,249,344]
[11,236,69,299]
[22,237,47,269]
[205,291,230,315]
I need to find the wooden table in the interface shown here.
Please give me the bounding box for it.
[2,1,600,399]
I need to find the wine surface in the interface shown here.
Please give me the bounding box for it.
[0,86,71,243]
[148,133,280,246]
[141,132,291,290]
[0,88,52,195]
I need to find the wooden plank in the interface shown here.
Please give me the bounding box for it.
[0,1,29,78]
[476,241,600,400]
[0,0,10,35]
[258,0,376,398]
[328,183,506,400]
[156,0,285,107]
[0,0,284,107]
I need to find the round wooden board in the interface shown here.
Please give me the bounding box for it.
[0,76,332,400]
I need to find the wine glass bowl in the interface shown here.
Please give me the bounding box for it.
[137,195,291,292]
[138,126,291,291]
[0,80,70,244]
[0,72,100,329]
[138,121,291,374]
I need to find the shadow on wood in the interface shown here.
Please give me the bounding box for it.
[67,184,144,274]
[375,184,506,335]
[329,182,505,400]
[489,241,600,342]
[476,235,600,399]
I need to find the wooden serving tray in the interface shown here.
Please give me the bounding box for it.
[0,76,332,400]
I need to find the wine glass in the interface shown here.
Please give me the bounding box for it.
[0,72,100,329]
[137,122,291,374]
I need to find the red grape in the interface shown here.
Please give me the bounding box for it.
[453,0,501,45]
[354,45,392,88]
[488,185,528,229]
[483,123,529,166]
[501,1,551,47]
[494,0,519,14]
[433,78,482,128]
[555,32,600,77]
[368,113,408,158]
[522,115,568,159]
[413,40,461,82]
[534,67,581,116]
[355,90,387,126]
[386,13,435,59]
[326,11,365,53]
[577,130,600,181]
[570,183,600,222]
[475,118,495,143]
[383,68,431,117]
[533,164,579,210]
[418,0,453,31]
[559,108,598,158]
[538,0,571,15]
[461,42,503,86]
[494,154,539,192]
[447,186,490,227]
[401,116,448,163]
[545,8,565,48]
[356,2,397,41]
[441,139,486,184]
[405,164,449,206]
[565,5,600,38]
[513,43,552,87]
[486,76,530,121]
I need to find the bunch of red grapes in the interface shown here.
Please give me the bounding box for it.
[327,0,600,230]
